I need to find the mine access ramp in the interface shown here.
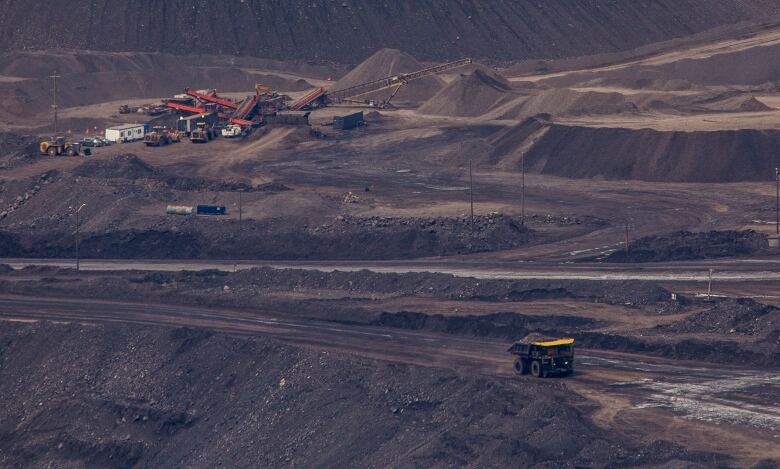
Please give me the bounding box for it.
[508,334,574,378]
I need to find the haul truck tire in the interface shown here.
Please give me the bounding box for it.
[531,360,543,378]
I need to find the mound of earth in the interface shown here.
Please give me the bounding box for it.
[0,266,676,312]
[2,1,779,64]
[0,321,726,468]
[499,88,639,120]
[493,120,780,182]
[418,68,515,117]
[73,154,156,179]
[655,298,780,336]
[71,153,288,193]
[331,49,445,103]
[702,94,773,112]
[603,230,768,262]
[0,132,39,169]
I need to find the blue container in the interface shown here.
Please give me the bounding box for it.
[196,205,227,215]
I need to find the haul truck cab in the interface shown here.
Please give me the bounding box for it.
[508,334,574,378]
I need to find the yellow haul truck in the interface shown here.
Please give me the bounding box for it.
[508,334,574,377]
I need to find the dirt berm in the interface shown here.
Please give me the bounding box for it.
[602,230,768,262]
[0,321,730,468]
[0,213,532,260]
[491,119,780,182]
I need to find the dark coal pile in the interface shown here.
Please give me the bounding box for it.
[0,267,676,312]
[0,213,534,260]
[0,321,722,468]
[574,332,780,368]
[603,230,768,262]
[0,1,776,64]
[73,154,157,180]
[0,132,40,169]
[654,298,780,336]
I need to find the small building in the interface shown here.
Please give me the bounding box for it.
[333,111,364,130]
[105,124,148,143]
[177,112,218,135]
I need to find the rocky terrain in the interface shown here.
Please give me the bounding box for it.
[603,230,769,262]
[0,321,733,468]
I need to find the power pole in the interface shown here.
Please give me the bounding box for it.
[521,151,525,226]
[775,167,779,238]
[49,71,61,135]
[238,189,243,233]
[73,203,86,271]
[625,223,630,253]
[469,159,474,233]
[707,268,714,299]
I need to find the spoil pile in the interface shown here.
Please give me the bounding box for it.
[498,88,639,119]
[331,49,445,103]
[72,154,287,192]
[0,132,39,169]
[493,121,780,182]
[418,68,515,117]
[655,298,780,336]
[603,230,768,262]
[0,321,725,468]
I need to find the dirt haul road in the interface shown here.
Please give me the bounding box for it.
[0,294,778,463]
[5,258,780,282]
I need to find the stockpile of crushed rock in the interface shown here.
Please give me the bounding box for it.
[332,49,444,103]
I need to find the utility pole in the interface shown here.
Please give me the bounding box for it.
[49,71,61,135]
[625,223,630,253]
[238,189,243,233]
[521,151,525,226]
[775,167,779,238]
[73,203,86,271]
[707,268,714,299]
[469,159,474,233]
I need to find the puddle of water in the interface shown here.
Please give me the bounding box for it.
[616,374,780,430]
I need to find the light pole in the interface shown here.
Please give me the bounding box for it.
[469,159,474,233]
[72,203,86,271]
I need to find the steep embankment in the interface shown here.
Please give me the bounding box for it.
[0,1,778,63]
[491,118,780,182]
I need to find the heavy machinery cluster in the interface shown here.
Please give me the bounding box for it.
[40,58,473,155]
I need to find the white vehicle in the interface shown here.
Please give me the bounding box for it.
[221,124,243,138]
